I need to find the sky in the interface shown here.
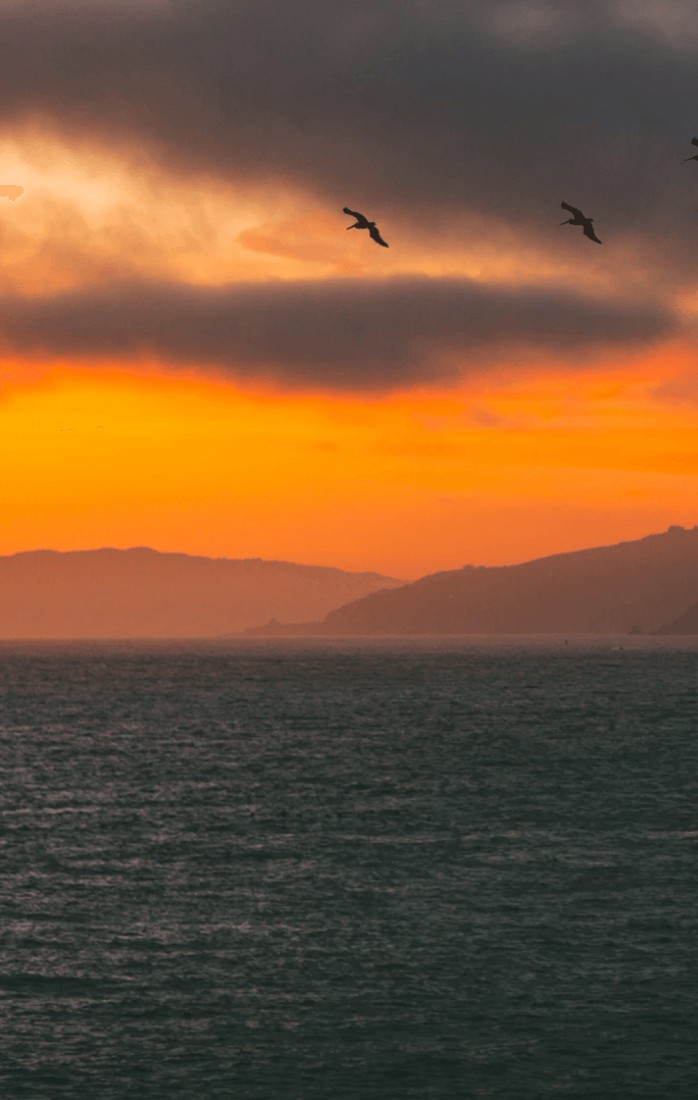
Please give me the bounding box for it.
[1,0,697,578]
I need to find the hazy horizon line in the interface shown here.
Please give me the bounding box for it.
[2,521,697,580]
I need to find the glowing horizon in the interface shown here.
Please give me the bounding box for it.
[1,353,696,579]
[1,1,698,579]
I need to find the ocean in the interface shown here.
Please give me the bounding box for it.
[0,637,696,1099]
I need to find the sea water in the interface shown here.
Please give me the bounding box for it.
[0,637,696,1099]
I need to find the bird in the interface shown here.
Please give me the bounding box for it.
[684,137,698,161]
[560,201,602,244]
[343,207,389,247]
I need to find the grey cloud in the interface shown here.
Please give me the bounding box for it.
[0,1,696,283]
[0,3,694,217]
[0,277,676,391]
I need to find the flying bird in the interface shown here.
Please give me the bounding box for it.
[560,201,602,244]
[684,136,698,161]
[343,207,389,247]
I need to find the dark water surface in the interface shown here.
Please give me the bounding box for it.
[0,637,696,1099]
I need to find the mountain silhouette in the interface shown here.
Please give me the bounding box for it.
[0,548,400,638]
[247,526,698,636]
[659,599,698,634]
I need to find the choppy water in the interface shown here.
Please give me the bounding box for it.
[0,637,697,1099]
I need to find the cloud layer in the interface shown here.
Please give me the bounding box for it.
[0,1,693,391]
[0,1,696,252]
[0,277,675,390]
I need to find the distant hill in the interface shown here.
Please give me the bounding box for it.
[248,526,698,636]
[659,600,698,634]
[0,548,400,638]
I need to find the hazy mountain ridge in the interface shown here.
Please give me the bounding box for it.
[0,548,401,638]
[247,526,698,636]
[659,600,698,635]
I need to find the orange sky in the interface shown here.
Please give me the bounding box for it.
[1,130,697,578]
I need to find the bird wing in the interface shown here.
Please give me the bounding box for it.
[583,223,602,244]
[369,224,389,247]
[561,201,584,219]
[343,206,368,227]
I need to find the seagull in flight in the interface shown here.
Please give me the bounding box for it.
[343,207,389,247]
[684,137,698,161]
[560,201,602,244]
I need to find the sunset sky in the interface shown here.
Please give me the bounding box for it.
[1,0,697,578]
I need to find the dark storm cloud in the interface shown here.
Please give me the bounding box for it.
[0,0,696,272]
[0,277,675,390]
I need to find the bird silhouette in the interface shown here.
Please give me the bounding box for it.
[343,207,389,247]
[684,136,698,161]
[560,201,602,244]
